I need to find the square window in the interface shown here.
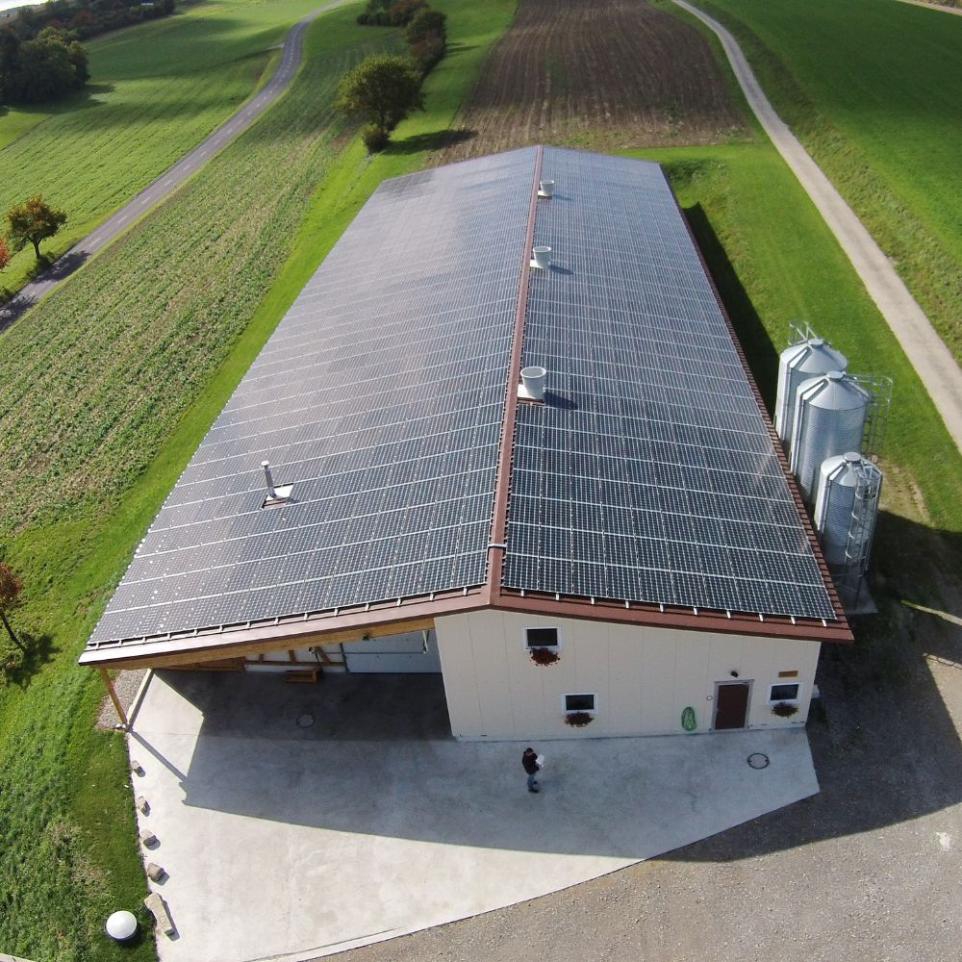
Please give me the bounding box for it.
[565,693,595,713]
[526,627,559,649]
[770,683,800,702]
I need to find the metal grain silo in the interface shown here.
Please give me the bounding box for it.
[814,452,882,566]
[814,452,882,607]
[775,337,848,448]
[790,371,870,506]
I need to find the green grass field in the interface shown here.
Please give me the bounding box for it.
[688,0,962,364]
[0,0,330,294]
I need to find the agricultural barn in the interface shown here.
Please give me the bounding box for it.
[81,146,852,738]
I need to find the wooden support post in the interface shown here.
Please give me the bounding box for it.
[99,666,129,729]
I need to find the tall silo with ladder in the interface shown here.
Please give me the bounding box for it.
[814,452,883,608]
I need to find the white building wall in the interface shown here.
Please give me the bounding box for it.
[434,610,821,740]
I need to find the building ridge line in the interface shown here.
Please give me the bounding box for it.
[484,145,544,605]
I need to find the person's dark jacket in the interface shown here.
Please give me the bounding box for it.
[522,750,539,775]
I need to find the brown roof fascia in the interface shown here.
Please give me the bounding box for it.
[664,169,851,636]
[79,589,488,669]
[493,590,853,643]
[484,144,544,604]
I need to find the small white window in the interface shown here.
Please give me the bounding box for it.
[525,626,559,649]
[769,683,800,703]
[564,693,595,713]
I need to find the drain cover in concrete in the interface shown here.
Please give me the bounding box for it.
[747,752,770,769]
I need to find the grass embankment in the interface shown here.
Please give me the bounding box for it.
[0,2,515,958]
[686,0,962,365]
[0,0,329,294]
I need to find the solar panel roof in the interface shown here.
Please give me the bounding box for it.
[84,145,840,659]
[87,148,537,648]
[504,149,836,620]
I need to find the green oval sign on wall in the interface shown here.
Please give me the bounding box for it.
[681,706,697,732]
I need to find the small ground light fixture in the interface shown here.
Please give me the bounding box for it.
[105,910,138,942]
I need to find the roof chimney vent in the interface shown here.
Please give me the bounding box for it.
[538,179,554,199]
[530,246,551,271]
[261,460,294,507]
[518,365,547,402]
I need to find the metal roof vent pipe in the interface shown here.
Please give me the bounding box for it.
[262,460,277,500]
[261,460,294,507]
[519,365,547,402]
[538,179,555,199]
[530,245,551,270]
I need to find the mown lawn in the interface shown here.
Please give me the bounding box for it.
[685,0,962,364]
[0,2,516,959]
[0,0,329,294]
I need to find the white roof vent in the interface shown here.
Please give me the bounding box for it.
[261,460,293,507]
[518,365,547,402]
[538,179,554,199]
[530,245,551,270]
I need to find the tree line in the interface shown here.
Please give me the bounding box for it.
[0,25,88,104]
[339,1,448,152]
[8,0,175,43]
[0,0,176,105]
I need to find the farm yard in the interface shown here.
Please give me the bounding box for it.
[0,0,332,295]
[435,0,746,163]
[688,0,962,364]
[1,0,962,959]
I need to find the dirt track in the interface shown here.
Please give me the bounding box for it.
[435,0,746,164]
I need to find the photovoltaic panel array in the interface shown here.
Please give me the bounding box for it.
[88,148,538,647]
[503,147,837,621]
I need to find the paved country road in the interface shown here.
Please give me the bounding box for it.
[674,0,962,455]
[0,0,345,333]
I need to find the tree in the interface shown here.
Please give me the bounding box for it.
[6,195,67,260]
[0,237,10,272]
[0,562,24,652]
[0,27,87,104]
[0,25,21,102]
[405,8,446,46]
[336,54,424,151]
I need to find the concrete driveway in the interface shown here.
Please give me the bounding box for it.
[128,671,819,962]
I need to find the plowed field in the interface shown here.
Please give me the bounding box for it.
[435,0,746,163]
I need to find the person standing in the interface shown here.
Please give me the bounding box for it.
[522,747,541,793]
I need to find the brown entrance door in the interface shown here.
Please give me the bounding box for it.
[714,682,750,730]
